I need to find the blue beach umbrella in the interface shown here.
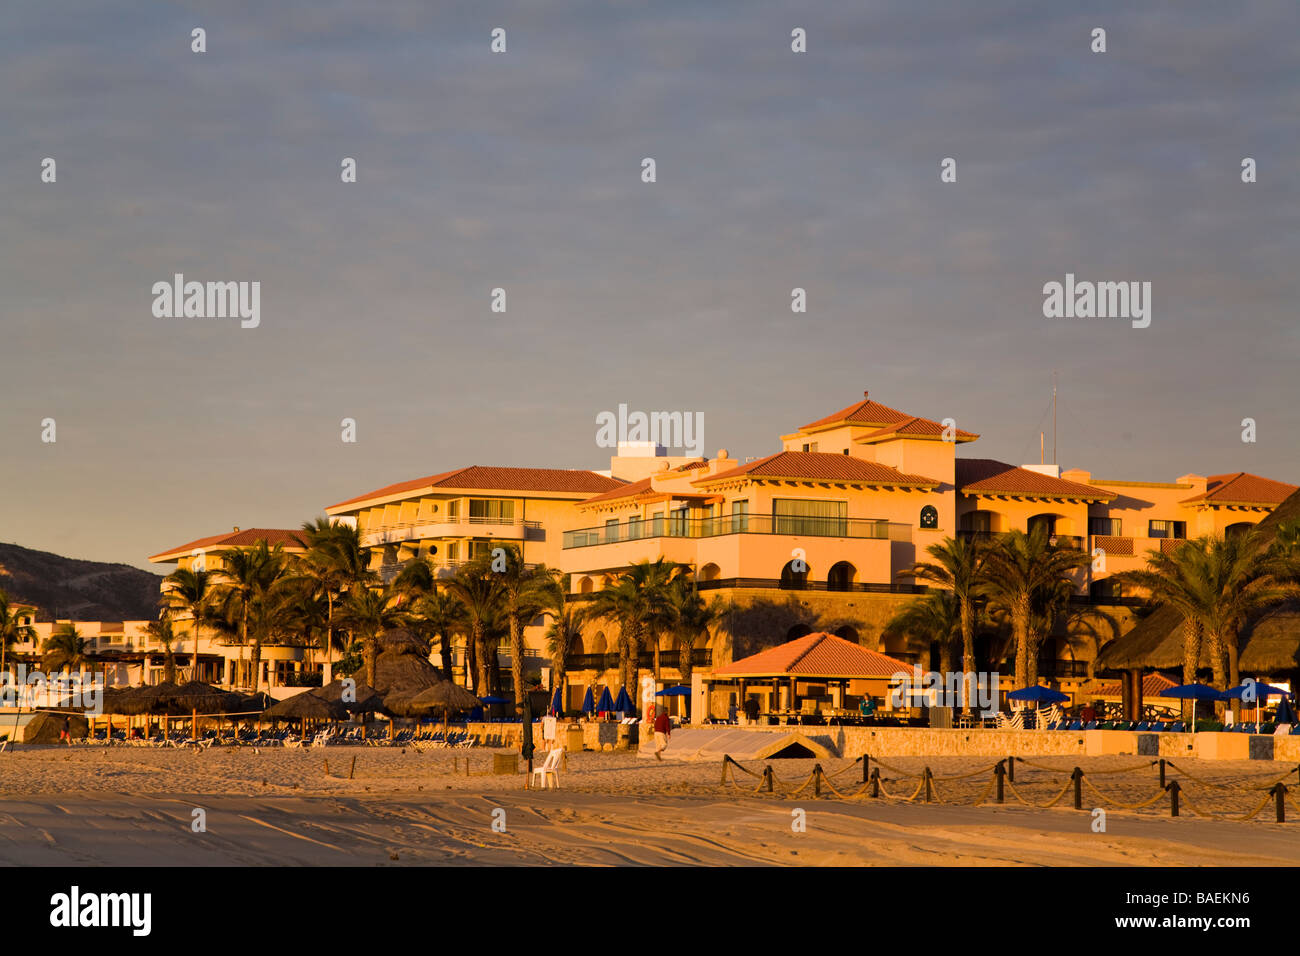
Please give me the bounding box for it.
[1159,683,1226,732]
[1007,685,1070,704]
[1225,682,1291,724]
[596,686,614,713]
[613,686,634,714]
[655,686,691,697]
[479,696,508,704]
[581,687,595,715]
[550,686,563,714]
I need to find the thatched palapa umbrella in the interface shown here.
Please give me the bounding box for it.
[168,681,244,741]
[314,678,384,715]
[406,680,482,738]
[262,689,350,738]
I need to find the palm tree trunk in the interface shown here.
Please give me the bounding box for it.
[324,592,335,684]
[466,626,479,693]
[510,610,525,706]
[439,631,454,682]
[1227,625,1241,721]
[1182,619,1203,722]
[960,598,977,676]
[364,631,378,691]
[1207,628,1228,719]
[679,634,696,688]
[251,638,262,695]
[1013,598,1030,689]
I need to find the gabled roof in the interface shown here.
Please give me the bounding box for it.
[695,451,939,487]
[714,632,912,679]
[1095,672,1178,698]
[580,476,655,505]
[858,416,979,443]
[957,459,1116,501]
[800,391,913,431]
[1182,472,1298,507]
[149,529,304,563]
[327,466,624,511]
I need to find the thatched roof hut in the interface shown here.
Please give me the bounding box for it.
[314,678,384,714]
[117,681,185,716]
[351,628,442,704]
[262,691,349,722]
[170,681,244,713]
[23,711,89,744]
[1095,487,1300,675]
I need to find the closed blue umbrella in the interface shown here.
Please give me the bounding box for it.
[1276,696,1297,725]
[581,687,595,715]
[613,686,634,714]
[596,686,614,713]
[550,686,563,714]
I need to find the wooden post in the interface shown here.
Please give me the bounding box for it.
[923,767,933,803]
[1072,767,1083,810]
[1167,780,1180,817]
[869,767,880,798]
[1159,758,1166,788]
[813,763,823,798]
[348,755,357,779]
[764,764,774,792]
[720,756,730,785]
[1007,756,1015,783]
[1275,783,1286,824]
[994,761,1005,804]
[862,754,869,784]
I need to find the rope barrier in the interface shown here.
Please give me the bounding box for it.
[1079,775,1169,810]
[1014,756,1154,775]
[1164,760,1298,791]
[1004,776,1074,809]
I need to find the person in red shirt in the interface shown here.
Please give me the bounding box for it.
[652,709,672,761]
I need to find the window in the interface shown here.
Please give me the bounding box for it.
[731,500,749,533]
[447,542,459,562]
[773,498,847,536]
[1149,520,1186,540]
[628,515,643,540]
[446,499,459,519]
[1089,517,1122,536]
[1090,579,1123,600]
[605,518,621,543]
[469,499,514,522]
[668,508,687,537]
[651,510,664,536]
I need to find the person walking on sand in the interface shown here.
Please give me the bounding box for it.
[653,708,671,761]
[59,716,72,746]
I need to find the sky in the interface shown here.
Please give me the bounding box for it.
[1,0,1297,571]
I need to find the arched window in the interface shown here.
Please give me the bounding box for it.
[785,624,812,641]
[699,562,722,582]
[832,625,859,643]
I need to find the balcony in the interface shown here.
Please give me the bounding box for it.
[361,517,542,548]
[1090,534,1187,558]
[958,530,1086,551]
[998,659,1090,679]
[566,648,713,672]
[563,515,911,549]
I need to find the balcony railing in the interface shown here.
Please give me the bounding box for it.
[997,659,1090,679]
[566,648,713,672]
[362,517,542,547]
[958,530,1086,551]
[563,515,911,549]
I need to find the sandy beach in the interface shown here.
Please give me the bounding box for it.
[2,746,1298,866]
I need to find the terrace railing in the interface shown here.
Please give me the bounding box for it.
[563,514,911,549]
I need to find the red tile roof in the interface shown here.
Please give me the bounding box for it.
[1182,472,1298,507]
[800,391,913,431]
[1095,672,1178,698]
[697,451,939,487]
[580,476,655,505]
[714,632,912,679]
[957,459,1116,500]
[149,528,305,562]
[859,416,979,442]
[327,466,624,510]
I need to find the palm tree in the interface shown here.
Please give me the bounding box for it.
[413,589,469,682]
[294,518,378,683]
[445,554,505,695]
[334,584,408,690]
[144,612,179,684]
[981,527,1090,690]
[0,588,36,680]
[208,541,289,692]
[1116,530,1297,707]
[541,575,585,708]
[591,559,682,701]
[665,577,726,688]
[42,624,88,674]
[885,590,962,674]
[159,566,215,680]
[902,536,989,682]
[491,545,553,706]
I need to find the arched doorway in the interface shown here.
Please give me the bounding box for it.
[780,560,810,590]
[699,562,722,582]
[832,624,859,643]
[785,624,812,641]
[827,561,856,591]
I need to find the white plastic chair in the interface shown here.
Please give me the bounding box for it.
[530,747,563,789]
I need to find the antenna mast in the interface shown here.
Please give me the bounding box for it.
[1052,371,1058,466]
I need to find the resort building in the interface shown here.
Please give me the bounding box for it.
[134,389,1296,716]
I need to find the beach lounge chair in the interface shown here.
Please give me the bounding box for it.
[1083,720,1098,731]
[529,747,563,789]
[1169,721,1186,733]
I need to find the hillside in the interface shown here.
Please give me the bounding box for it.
[0,542,163,622]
